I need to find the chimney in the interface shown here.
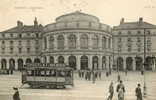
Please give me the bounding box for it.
[139,17,143,24]
[120,18,124,25]
[17,20,23,27]
[34,17,38,26]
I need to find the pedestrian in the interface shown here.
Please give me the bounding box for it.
[98,71,101,79]
[106,71,109,77]
[13,87,21,100]
[125,70,127,76]
[92,70,95,83]
[135,83,143,100]
[78,70,81,78]
[118,87,124,100]
[82,70,84,78]
[107,81,114,100]
[117,74,121,82]
[116,80,125,100]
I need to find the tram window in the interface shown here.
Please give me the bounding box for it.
[58,71,65,77]
[31,70,35,76]
[66,71,71,77]
[27,70,31,76]
[51,70,56,76]
[40,70,45,76]
[46,70,50,76]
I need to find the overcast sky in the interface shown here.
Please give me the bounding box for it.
[0,0,156,31]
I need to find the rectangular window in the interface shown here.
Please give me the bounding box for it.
[19,48,22,53]
[10,47,13,54]
[1,48,5,54]
[27,48,30,53]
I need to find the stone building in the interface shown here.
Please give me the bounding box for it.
[0,18,43,70]
[113,17,156,71]
[42,11,113,70]
[0,11,113,70]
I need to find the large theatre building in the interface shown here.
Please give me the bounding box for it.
[42,11,113,70]
[0,11,113,70]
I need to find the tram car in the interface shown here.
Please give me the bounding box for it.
[22,63,74,88]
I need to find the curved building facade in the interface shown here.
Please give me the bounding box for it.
[42,11,113,70]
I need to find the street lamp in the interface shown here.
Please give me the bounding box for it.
[143,28,147,97]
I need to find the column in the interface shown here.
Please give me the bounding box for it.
[76,34,80,49]
[54,35,57,50]
[64,35,68,50]
[133,57,136,71]
[98,55,102,70]
[54,55,58,63]
[153,60,156,70]
[15,59,18,70]
[89,55,92,70]
[7,59,9,69]
[89,33,92,49]
[64,55,68,65]
[99,35,102,50]
[47,36,50,50]
[105,56,109,70]
[0,58,1,69]
[123,56,126,70]
[76,55,81,70]
[47,56,50,63]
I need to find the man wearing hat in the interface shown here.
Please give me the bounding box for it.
[13,87,21,100]
[135,84,143,100]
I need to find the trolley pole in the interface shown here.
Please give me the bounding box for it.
[143,28,147,97]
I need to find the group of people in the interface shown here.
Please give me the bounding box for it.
[78,70,102,82]
[107,80,143,100]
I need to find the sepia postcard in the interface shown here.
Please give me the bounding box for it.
[0,0,156,100]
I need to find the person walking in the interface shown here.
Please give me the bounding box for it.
[107,81,114,100]
[135,84,143,100]
[118,87,124,100]
[13,87,21,100]
[116,80,125,100]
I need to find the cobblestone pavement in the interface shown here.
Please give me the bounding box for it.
[0,71,155,100]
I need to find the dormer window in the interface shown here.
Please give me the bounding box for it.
[118,32,122,35]
[19,34,22,38]
[36,33,39,38]
[128,31,131,35]
[10,34,13,37]
[2,34,5,38]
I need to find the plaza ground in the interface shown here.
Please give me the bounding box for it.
[0,71,156,100]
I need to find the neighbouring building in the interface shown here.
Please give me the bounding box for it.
[0,18,43,70]
[113,17,156,71]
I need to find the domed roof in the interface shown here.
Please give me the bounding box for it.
[56,11,100,23]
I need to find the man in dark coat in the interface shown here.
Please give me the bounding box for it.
[13,87,21,100]
[116,80,125,100]
[135,84,143,100]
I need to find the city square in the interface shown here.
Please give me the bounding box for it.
[0,71,156,100]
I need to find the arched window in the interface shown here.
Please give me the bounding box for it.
[108,38,111,49]
[44,37,47,49]
[128,31,131,35]
[80,34,88,49]
[49,36,54,49]
[102,36,107,49]
[68,34,76,49]
[50,56,54,64]
[57,35,64,49]
[92,35,98,49]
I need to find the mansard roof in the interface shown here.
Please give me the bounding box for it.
[113,21,156,30]
[1,25,43,33]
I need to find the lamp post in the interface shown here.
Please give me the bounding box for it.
[143,28,147,97]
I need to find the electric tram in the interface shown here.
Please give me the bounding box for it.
[22,63,74,88]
